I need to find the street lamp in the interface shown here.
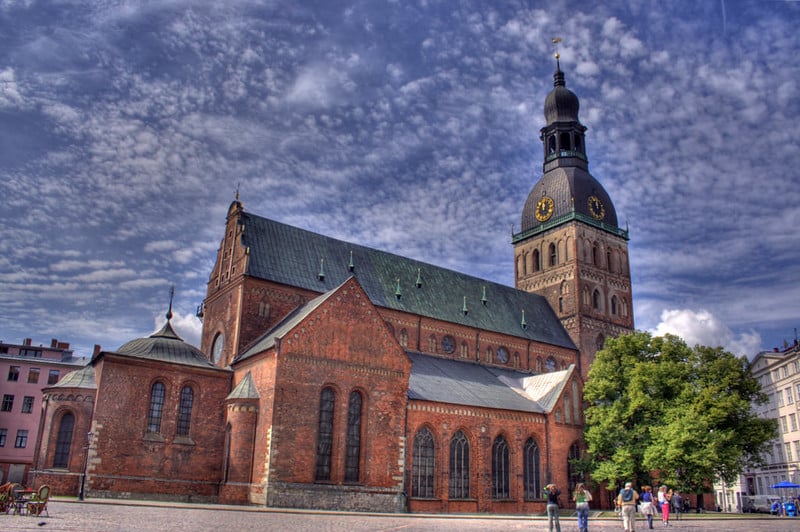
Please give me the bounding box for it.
[78,431,93,501]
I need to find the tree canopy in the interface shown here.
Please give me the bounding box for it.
[583,331,777,494]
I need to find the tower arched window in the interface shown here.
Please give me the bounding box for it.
[449,430,470,499]
[611,295,618,316]
[315,387,335,481]
[533,249,540,272]
[607,250,612,271]
[146,381,166,434]
[176,385,194,436]
[560,131,571,151]
[558,297,564,313]
[592,244,599,267]
[592,289,602,311]
[549,243,557,267]
[523,438,541,499]
[53,412,75,468]
[345,390,363,482]
[548,134,556,154]
[492,435,510,499]
[412,427,435,498]
[574,134,582,153]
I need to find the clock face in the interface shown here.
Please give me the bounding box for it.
[441,335,455,354]
[496,346,509,364]
[535,196,554,222]
[587,195,605,220]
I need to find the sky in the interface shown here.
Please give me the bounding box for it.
[1,0,798,361]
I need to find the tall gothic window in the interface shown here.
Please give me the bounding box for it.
[176,386,194,436]
[345,390,363,482]
[533,249,541,271]
[492,435,510,499]
[449,430,470,499]
[146,382,166,433]
[53,412,75,468]
[523,437,541,499]
[549,243,557,266]
[315,387,335,481]
[572,380,581,424]
[412,427,435,498]
[568,442,582,494]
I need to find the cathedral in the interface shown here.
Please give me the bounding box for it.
[30,59,633,514]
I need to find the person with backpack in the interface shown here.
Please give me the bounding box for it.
[640,486,656,529]
[617,482,639,532]
[573,482,593,532]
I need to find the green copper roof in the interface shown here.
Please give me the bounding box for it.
[113,320,222,369]
[240,212,576,350]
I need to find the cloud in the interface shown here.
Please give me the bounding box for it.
[650,309,762,358]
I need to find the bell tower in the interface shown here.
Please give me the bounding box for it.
[513,51,634,379]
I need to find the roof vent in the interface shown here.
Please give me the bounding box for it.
[481,286,488,305]
[462,296,469,316]
[521,309,527,330]
[348,250,355,272]
[415,268,422,288]
[318,258,325,281]
[395,278,402,300]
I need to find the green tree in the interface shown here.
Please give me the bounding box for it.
[583,331,777,495]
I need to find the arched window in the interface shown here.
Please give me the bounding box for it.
[558,297,564,313]
[412,427,435,498]
[533,249,541,272]
[53,412,75,468]
[536,357,543,373]
[315,387,335,481]
[546,356,556,372]
[449,430,470,499]
[560,131,571,151]
[523,438,541,499]
[176,386,194,436]
[399,329,408,348]
[592,244,599,266]
[147,382,166,434]
[611,295,618,316]
[548,134,556,153]
[486,347,493,364]
[549,243,557,267]
[460,342,469,358]
[592,289,602,311]
[596,334,606,351]
[345,390,363,482]
[568,442,583,494]
[564,395,571,424]
[492,435,510,499]
[211,333,224,364]
[428,335,437,353]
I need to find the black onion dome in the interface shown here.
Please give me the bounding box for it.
[520,167,618,234]
[116,320,216,368]
[544,68,580,124]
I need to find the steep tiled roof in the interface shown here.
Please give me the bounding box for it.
[240,212,576,350]
[227,371,260,400]
[407,352,573,413]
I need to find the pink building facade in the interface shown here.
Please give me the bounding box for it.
[0,338,89,484]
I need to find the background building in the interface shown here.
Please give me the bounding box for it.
[716,341,800,512]
[0,337,89,483]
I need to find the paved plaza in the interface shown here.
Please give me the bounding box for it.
[1,500,796,531]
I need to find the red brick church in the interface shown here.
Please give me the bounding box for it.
[30,61,632,513]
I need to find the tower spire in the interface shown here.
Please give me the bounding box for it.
[167,286,175,321]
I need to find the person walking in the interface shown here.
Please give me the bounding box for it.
[640,486,656,529]
[544,483,561,532]
[573,482,592,532]
[618,482,639,532]
[671,491,683,521]
[657,485,671,526]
